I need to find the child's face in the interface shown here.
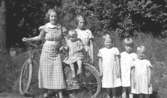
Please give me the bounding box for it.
[125,45,133,53]
[49,12,57,24]
[77,17,85,29]
[104,42,112,48]
[137,53,145,59]
[137,46,146,59]
[69,31,78,41]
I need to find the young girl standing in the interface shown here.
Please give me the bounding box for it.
[131,45,152,98]
[98,34,121,98]
[75,15,94,63]
[22,9,67,98]
[121,38,137,98]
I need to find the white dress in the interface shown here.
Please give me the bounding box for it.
[75,29,94,62]
[98,47,121,88]
[120,52,137,87]
[131,59,152,94]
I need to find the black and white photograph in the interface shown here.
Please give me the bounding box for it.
[0,0,166,98]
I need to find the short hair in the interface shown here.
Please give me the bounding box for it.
[45,8,57,21]
[137,45,146,53]
[123,37,134,46]
[103,33,113,43]
[75,15,87,28]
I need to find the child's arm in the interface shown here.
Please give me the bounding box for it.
[89,39,94,63]
[147,66,152,87]
[88,29,94,46]
[98,57,103,78]
[114,48,121,78]
[131,66,136,89]
[97,49,103,78]
[115,55,121,78]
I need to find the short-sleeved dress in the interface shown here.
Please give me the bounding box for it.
[131,59,152,94]
[63,39,84,64]
[75,29,94,62]
[98,47,121,88]
[38,23,67,89]
[120,51,137,87]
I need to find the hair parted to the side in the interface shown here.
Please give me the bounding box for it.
[75,14,87,29]
[45,8,58,22]
[102,33,113,43]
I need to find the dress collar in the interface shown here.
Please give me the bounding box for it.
[45,23,61,29]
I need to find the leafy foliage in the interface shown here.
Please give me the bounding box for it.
[6,0,167,47]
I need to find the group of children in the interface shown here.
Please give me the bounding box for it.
[98,34,152,98]
[62,15,153,98]
[64,29,153,98]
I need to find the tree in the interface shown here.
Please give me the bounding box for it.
[5,0,167,47]
[0,0,6,51]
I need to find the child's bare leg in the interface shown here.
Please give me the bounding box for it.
[145,94,150,98]
[122,88,126,98]
[70,63,75,78]
[139,94,143,98]
[111,88,116,98]
[58,91,63,98]
[77,60,82,75]
[129,93,133,98]
[105,88,111,98]
[127,87,133,98]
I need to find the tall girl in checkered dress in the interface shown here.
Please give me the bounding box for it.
[22,9,67,98]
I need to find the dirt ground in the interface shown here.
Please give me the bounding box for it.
[0,91,107,98]
[0,92,31,98]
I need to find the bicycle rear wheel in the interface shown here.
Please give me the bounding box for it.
[19,59,33,95]
[79,63,101,98]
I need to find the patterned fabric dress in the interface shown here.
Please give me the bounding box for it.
[63,39,84,64]
[38,23,66,89]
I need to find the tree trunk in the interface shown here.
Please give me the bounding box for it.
[0,0,6,51]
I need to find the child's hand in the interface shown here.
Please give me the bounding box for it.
[59,46,64,52]
[84,46,89,52]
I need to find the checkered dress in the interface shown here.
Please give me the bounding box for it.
[38,23,66,89]
[63,39,84,64]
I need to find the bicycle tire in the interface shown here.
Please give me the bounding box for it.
[81,63,101,98]
[19,59,33,95]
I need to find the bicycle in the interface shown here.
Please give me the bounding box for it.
[19,42,101,98]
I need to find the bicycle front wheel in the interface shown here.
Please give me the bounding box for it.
[19,59,33,96]
[79,63,101,98]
